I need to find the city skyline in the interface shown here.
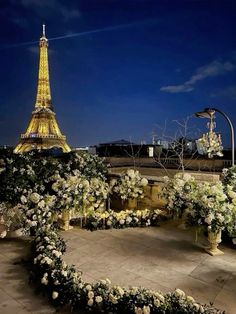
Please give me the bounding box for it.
[0,0,236,148]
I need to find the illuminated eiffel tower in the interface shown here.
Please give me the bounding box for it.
[14,25,71,153]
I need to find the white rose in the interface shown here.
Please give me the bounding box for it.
[187,295,195,303]
[52,291,58,299]
[143,305,150,314]
[134,307,143,314]
[140,178,148,186]
[109,294,118,304]
[85,284,92,291]
[30,192,41,204]
[116,286,124,296]
[95,296,103,303]
[87,298,94,306]
[20,195,27,204]
[88,291,94,299]
[175,288,185,298]
[41,277,48,285]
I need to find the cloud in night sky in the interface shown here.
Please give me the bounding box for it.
[160,60,236,93]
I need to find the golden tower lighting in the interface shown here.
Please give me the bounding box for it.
[14,25,71,154]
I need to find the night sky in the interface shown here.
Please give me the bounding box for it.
[0,0,236,148]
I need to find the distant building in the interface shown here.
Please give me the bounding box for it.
[95,139,162,157]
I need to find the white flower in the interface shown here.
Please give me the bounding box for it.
[30,192,41,204]
[52,291,58,299]
[20,195,27,204]
[175,288,185,298]
[134,307,143,314]
[140,178,148,186]
[109,293,118,304]
[186,295,195,303]
[192,303,200,311]
[85,284,92,291]
[143,305,150,314]
[116,286,124,296]
[52,250,62,258]
[95,296,103,303]
[88,291,94,299]
[154,292,165,302]
[38,200,45,208]
[61,270,67,277]
[0,230,7,238]
[87,298,94,306]
[41,277,48,285]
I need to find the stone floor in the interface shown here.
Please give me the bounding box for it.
[0,222,236,313]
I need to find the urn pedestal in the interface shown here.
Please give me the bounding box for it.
[205,230,224,256]
[60,210,73,231]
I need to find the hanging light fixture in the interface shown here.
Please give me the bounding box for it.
[196,110,223,158]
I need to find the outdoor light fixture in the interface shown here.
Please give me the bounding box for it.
[195,107,235,166]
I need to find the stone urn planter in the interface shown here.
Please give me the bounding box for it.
[60,210,73,231]
[205,229,224,256]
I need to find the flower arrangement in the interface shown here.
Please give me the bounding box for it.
[197,131,223,158]
[28,203,224,314]
[186,181,232,232]
[18,192,57,233]
[222,166,236,237]
[51,172,109,215]
[71,208,166,231]
[162,173,197,218]
[111,169,148,200]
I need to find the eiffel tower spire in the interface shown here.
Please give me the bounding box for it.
[35,24,52,110]
[14,26,71,153]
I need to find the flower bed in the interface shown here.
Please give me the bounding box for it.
[71,208,167,231]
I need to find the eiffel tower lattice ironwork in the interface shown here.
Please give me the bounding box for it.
[14,25,71,153]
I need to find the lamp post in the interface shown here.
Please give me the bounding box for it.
[195,107,235,166]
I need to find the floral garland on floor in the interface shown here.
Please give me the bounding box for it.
[28,196,224,314]
[71,208,167,231]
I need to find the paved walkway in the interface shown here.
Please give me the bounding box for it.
[0,222,236,313]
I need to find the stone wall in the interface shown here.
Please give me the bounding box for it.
[108,171,220,211]
[105,157,231,171]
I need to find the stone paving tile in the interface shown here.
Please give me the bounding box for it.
[176,276,221,305]
[190,258,233,288]
[222,272,236,293]
[213,287,236,314]
[0,288,30,314]
[1,224,236,314]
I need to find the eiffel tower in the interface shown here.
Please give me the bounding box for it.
[14,25,71,153]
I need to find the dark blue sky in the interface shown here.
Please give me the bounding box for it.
[0,0,236,148]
